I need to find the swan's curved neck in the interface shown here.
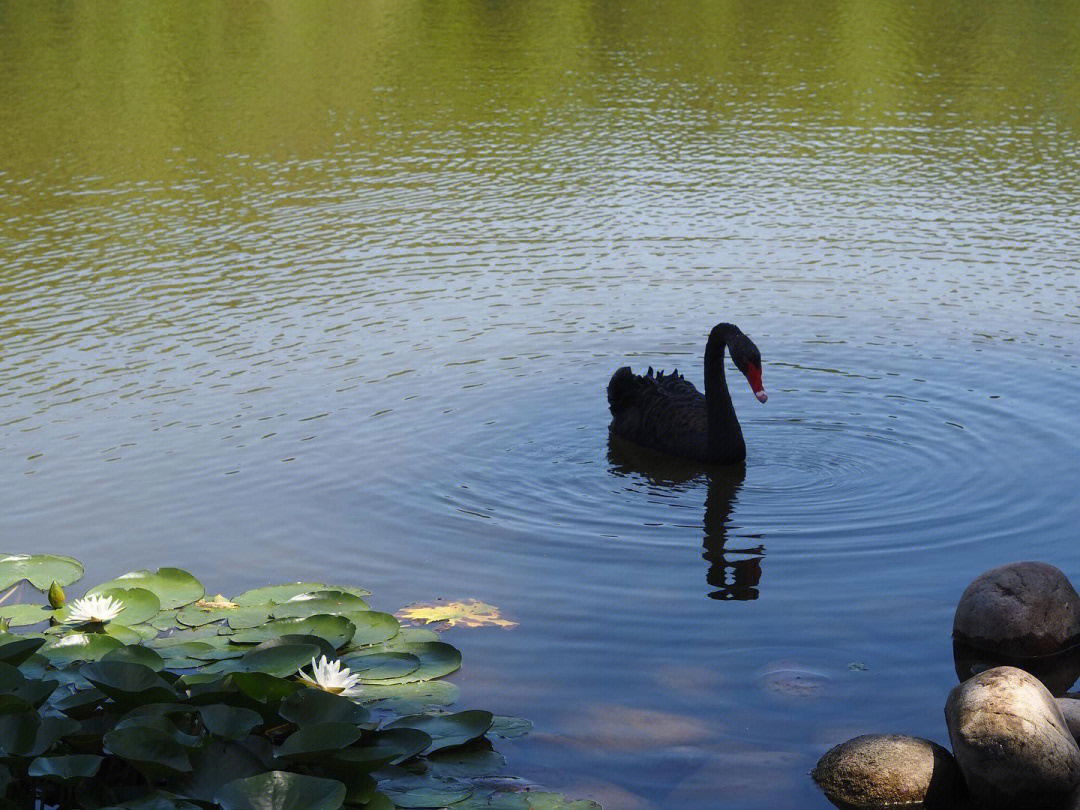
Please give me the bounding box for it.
[704,326,746,463]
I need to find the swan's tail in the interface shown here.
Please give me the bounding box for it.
[607,366,639,415]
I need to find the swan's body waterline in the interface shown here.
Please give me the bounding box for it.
[606,323,766,464]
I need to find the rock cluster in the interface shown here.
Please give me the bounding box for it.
[813,561,1080,810]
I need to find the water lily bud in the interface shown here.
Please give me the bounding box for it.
[0,616,9,633]
[48,580,66,608]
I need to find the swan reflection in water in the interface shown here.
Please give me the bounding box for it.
[607,435,764,601]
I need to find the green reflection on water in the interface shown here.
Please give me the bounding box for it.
[2,0,1079,181]
[2,0,1079,367]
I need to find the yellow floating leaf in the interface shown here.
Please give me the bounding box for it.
[195,595,239,609]
[397,599,517,629]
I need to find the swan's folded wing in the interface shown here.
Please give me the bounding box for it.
[653,369,704,407]
[629,372,709,455]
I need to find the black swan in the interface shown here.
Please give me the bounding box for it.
[607,322,767,464]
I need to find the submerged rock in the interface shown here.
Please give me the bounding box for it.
[758,661,830,699]
[953,561,1080,659]
[945,666,1080,809]
[812,733,964,809]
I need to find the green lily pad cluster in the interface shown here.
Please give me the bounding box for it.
[0,554,597,810]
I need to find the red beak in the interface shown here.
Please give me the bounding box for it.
[746,364,767,403]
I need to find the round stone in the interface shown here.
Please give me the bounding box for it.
[812,733,964,809]
[953,561,1080,659]
[945,666,1080,809]
[1059,697,1080,740]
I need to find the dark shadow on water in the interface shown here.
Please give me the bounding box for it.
[953,637,1080,697]
[606,434,763,601]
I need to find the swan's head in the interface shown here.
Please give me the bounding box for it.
[729,332,767,404]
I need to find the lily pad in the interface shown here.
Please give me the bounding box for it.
[275,721,362,760]
[153,633,234,653]
[27,753,103,780]
[198,704,263,741]
[102,725,193,777]
[335,770,378,805]
[362,795,395,810]
[330,736,418,771]
[102,623,146,645]
[0,636,45,666]
[148,625,232,646]
[102,645,166,671]
[155,641,217,660]
[0,554,84,591]
[371,641,461,684]
[216,770,346,810]
[114,714,201,748]
[226,671,305,704]
[455,794,531,810]
[174,739,267,804]
[201,643,322,678]
[0,708,40,754]
[232,583,368,606]
[0,603,55,628]
[361,680,461,713]
[381,774,473,808]
[452,793,601,810]
[279,686,371,727]
[229,616,356,650]
[24,715,78,757]
[324,747,401,773]
[271,590,370,618]
[190,645,245,662]
[367,627,439,654]
[523,793,602,809]
[128,623,162,641]
[265,633,338,661]
[79,661,178,706]
[489,716,533,739]
[399,627,442,644]
[150,610,182,632]
[427,747,507,779]
[341,651,420,681]
[88,568,204,609]
[0,661,25,691]
[385,710,493,753]
[177,599,273,630]
[40,633,125,664]
[117,790,203,810]
[14,677,57,709]
[343,611,400,647]
[53,687,106,719]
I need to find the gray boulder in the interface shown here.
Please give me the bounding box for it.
[1060,698,1080,740]
[953,561,1080,659]
[812,733,964,809]
[946,666,1080,809]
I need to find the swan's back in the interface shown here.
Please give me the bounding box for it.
[607,366,709,460]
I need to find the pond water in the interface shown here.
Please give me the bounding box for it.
[3,1,1080,807]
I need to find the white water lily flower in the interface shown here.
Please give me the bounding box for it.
[298,655,363,698]
[65,594,125,624]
